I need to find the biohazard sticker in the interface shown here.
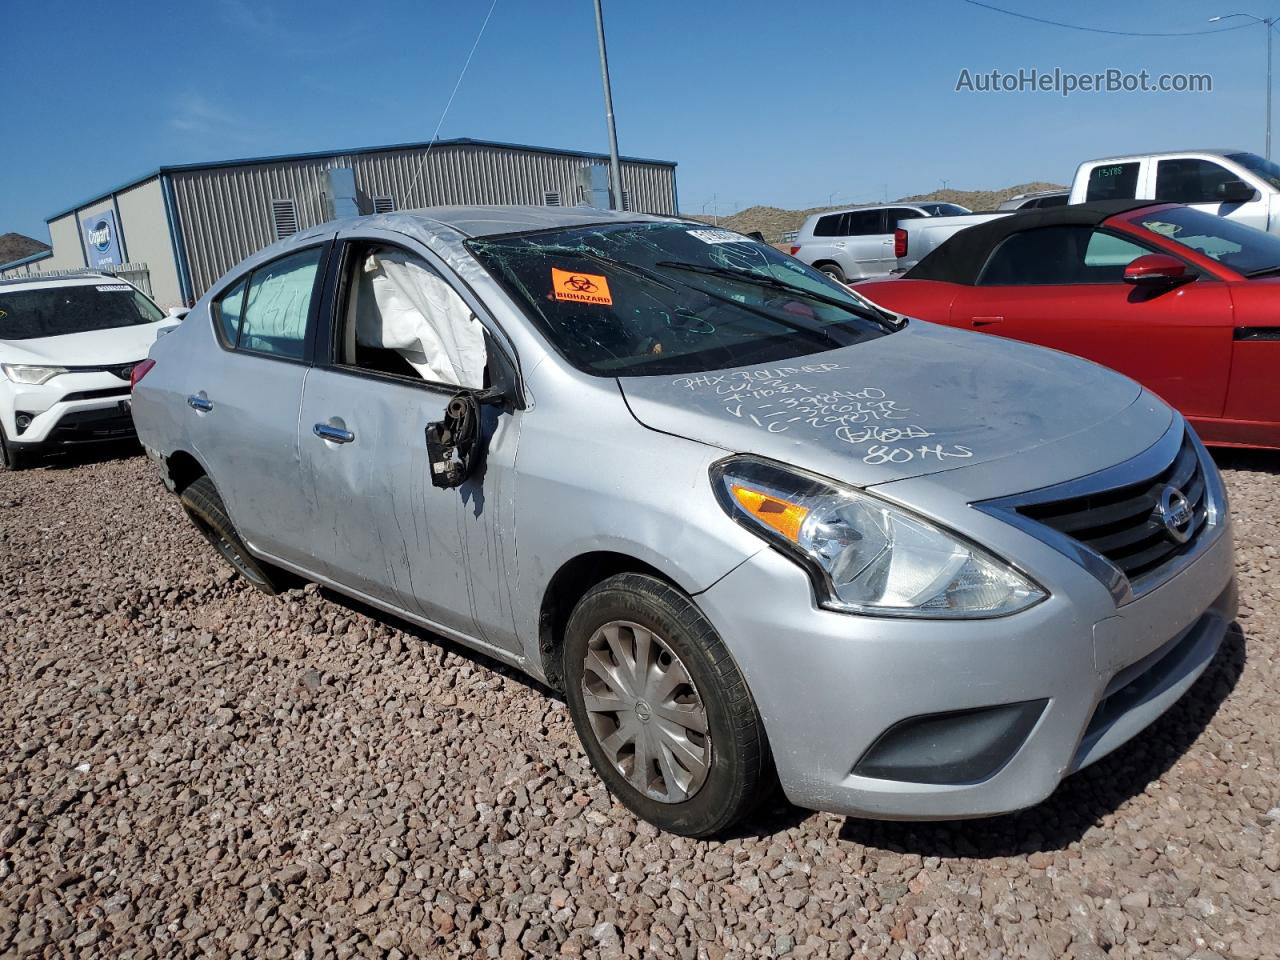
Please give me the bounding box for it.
[551,267,613,305]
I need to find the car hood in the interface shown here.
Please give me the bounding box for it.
[0,320,177,367]
[618,321,1146,488]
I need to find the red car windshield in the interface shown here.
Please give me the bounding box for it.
[1131,207,1280,277]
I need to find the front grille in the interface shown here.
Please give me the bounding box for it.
[1017,432,1207,583]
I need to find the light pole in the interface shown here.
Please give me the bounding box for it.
[1210,13,1276,160]
[593,0,624,209]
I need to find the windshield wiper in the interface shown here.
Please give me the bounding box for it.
[653,260,903,333]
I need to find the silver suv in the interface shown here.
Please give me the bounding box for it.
[132,207,1235,837]
[792,203,970,282]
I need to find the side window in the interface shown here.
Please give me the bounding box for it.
[885,208,924,231]
[813,214,843,237]
[238,247,323,360]
[214,276,247,346]
[1155,158,1238,204]
[845,210,883,236]
[1086,162,1140,201]
[981,226,1150,285]
[336,244,486,389]
[1037,194,1068,208]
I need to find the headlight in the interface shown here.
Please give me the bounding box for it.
[0,363,69,385]
[711,456,1045,619]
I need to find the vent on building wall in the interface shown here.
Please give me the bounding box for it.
[621,190,632,212]
[542,190,562,207]
[372,196,396,214]
[271,199,299,240]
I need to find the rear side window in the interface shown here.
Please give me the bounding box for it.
[213,246,324,359]
[980,226,1149,285]
[1036,193,1068,208]
[813,214,843,237]
[1155,158,1238,204]
[844,210,883,236]
[1086,162,1140,201]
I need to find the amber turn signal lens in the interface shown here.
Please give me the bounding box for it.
[729,484,809,542]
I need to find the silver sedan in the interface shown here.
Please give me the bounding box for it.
[131,206,1236,836]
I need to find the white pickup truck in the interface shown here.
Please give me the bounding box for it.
[892,211,1009,273]
[1069,149,1280,234]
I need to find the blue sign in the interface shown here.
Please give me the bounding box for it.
[81,210,123,267]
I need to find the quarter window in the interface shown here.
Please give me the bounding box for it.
[813,214,843,237]
[215,277,246,346]
[1155,158,1239,204]
[1085,162,1140,201]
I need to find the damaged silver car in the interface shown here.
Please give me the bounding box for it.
[131,206,1236,836]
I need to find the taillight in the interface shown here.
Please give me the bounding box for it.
[894,228,907,259]
[130,358,156,391]
[789,245,801,256]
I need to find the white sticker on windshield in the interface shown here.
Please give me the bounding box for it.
[687,228,749,244]
[96,284,131,292]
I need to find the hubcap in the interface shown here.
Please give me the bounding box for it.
[580,620,711,804]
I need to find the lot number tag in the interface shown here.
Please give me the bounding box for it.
[688,228,747,244]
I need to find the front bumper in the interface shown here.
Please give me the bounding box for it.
[3,373,136,450]
[696,510,1236,820]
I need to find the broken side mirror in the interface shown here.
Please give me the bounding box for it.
[425,387,507,488]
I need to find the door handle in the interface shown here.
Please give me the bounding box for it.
[971,317,1003,327]
[187,393,213,412]
[313,423,355,444]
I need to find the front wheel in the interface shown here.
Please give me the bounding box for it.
[563,573,771,837]
[0,426,33,471]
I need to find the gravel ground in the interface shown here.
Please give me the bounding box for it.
[2,448,1278,960]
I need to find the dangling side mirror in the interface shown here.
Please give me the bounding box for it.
[424,386,508,488]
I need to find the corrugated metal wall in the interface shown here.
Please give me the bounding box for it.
[170,143,676,296]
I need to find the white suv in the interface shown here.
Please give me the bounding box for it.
[791,202,970,282]
[0,274,179,469]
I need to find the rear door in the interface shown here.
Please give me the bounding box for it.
[187,243,332,567]
[1153,156,1270,231]
[948,224,1234,419]
[840,209,888,278]
[297,231,523,654]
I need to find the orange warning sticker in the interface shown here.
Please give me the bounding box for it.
[551,267,613,305]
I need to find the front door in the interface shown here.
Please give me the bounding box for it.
[298,235,523,654]
[949,225,1234,420]
[1153,157,1271,232]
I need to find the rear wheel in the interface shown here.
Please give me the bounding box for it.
[179,475,296,595]
[563,573,771,837]
[817,262,847,283]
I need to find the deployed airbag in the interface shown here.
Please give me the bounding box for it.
[356,251,486,388]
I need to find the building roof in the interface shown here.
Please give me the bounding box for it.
[46,137,679,223]
[905,199,1161,285]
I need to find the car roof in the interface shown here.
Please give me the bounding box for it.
[0,272,118,292]
[905,199,1159,285]
[1082,149,1246,164]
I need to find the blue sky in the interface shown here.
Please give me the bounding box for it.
[1,0,1275,241]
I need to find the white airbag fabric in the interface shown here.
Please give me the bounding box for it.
[357,252,485,388]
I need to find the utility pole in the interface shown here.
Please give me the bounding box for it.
[1210,13,1275,160]
[593,0,624,209]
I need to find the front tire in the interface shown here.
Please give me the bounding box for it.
[563,573,770,837]
[179,475,296,595]
[0,426,33,471]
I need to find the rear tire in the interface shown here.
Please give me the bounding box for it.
[179,475,296,595]
[563,573,771,837]
[817,262,847,283]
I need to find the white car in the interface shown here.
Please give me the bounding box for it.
[0,274,180,469]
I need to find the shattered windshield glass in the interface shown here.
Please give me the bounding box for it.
[466,221,891,377]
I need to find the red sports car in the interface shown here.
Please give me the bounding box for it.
[855,199,1280,450]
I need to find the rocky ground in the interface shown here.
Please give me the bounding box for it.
[1,448,1278,959]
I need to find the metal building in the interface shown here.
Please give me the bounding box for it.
[1,137,679,308]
